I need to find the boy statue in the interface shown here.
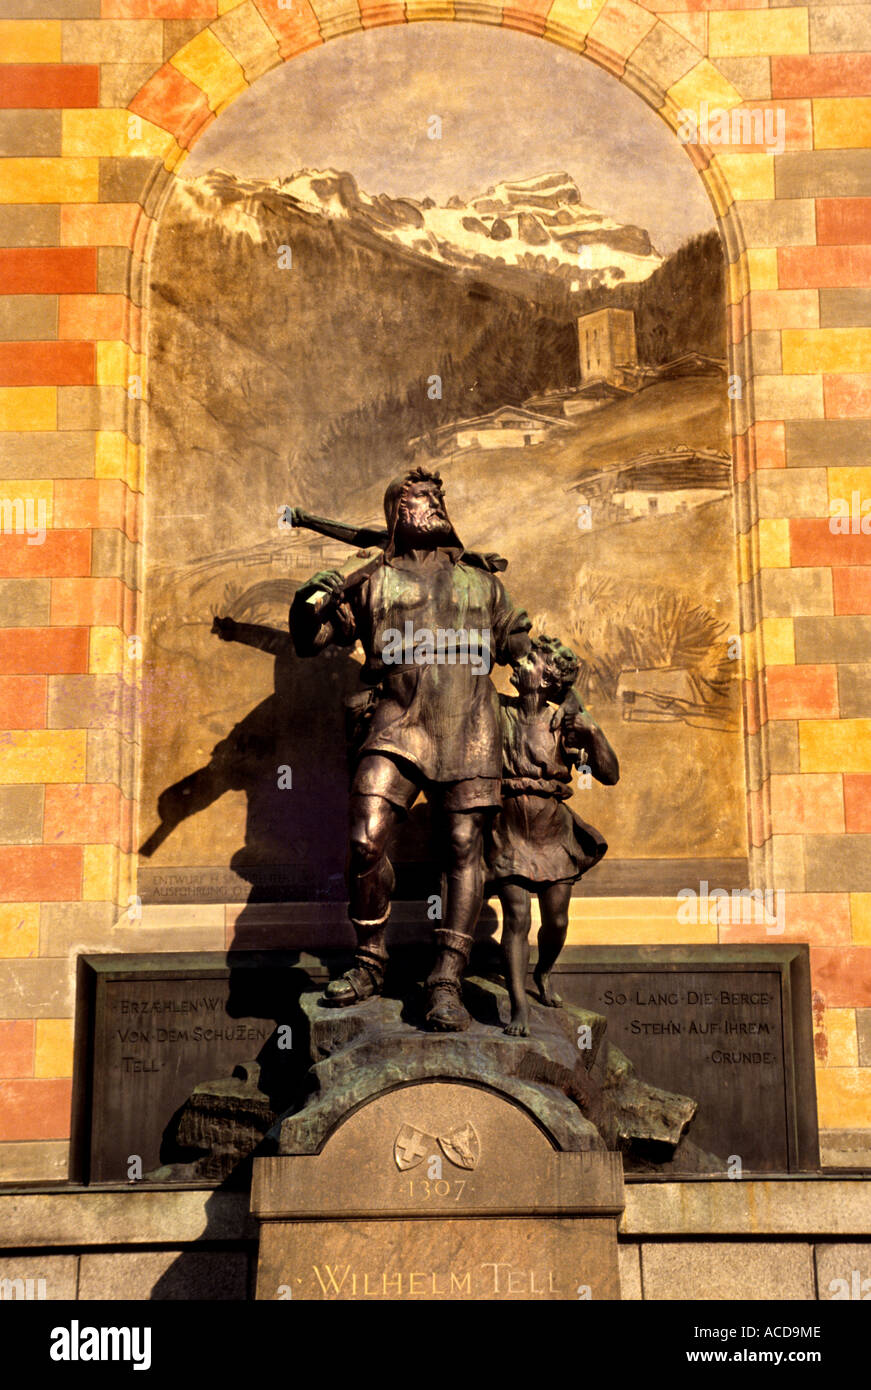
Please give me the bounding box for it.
[488,635,619,1036]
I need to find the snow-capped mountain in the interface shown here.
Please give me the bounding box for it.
[175,167,662,290]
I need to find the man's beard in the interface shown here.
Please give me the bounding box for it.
[396,510,454,549]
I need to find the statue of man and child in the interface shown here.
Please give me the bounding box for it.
[217,466,619,1036]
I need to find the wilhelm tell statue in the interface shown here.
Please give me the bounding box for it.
[288,466,532,1031]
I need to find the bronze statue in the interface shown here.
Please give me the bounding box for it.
[288,467,531,1031]
[489,636,619,1036]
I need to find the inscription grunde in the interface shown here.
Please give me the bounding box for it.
[599,986,778,1065]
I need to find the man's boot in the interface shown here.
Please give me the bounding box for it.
[323,916,388,1007]
[425,929,472,1032]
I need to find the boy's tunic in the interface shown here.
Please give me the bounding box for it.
[488,696,608,885]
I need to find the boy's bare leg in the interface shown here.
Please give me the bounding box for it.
[534,879,572,1007]
[498,881,532,1036]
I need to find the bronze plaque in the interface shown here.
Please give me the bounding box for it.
[551,946,818,1173]
[72,953,323,1183]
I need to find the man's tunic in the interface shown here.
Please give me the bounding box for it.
[299,546,530,784]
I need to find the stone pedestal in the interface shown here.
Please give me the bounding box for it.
[251,1081,624,1300]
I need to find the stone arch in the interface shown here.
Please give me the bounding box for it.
[121,8,772,895]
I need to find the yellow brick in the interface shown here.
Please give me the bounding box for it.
[0,479,53,527]
[62,110,178,161]
[814,98,871,151]
[816,1068,871,1130]
[171,29,247,113]
[95,431,142,487]
[667,61,742,122]
[713,153,775,202]
[96,342,145,390]
[800,720,871,774]
[822,1009,858,1067]
[545,0,608,47]
[851,894,871,943]
[0,387,56,431]
[34,1019,74,1079]
[0,157,99,205]
[762,617,795,667]
[727,249,779,303]
[737,527,757,584]
[0,20,61,62]
[742,626,762,682]
[747,249,779,290]
[0,730,86,784]
[758,518,790,568]
[83,844,116,902]
[829,468,871,509]
[82,844,134,905]
[89,626,124,674]
[566,919,719,946]
[563,895,720,944]
[710,10,808,58]
[783,328,871,375]
[0,903,39,958]
[404,0,455,18]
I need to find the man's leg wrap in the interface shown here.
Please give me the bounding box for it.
[432,928,473,961]
[351,914,389,984]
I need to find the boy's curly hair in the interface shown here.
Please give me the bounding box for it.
[534,634,580,694]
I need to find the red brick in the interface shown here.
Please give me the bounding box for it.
[53,479,138,539]
[844,774,871,832]
[816,199,871,246]
[253,0,321,58]
[129,62,214,148]
[0,65,99,109]
[766,664,839,719]
[359,0,405,27]
[44,783,126,845]
[778,245,871,290]
[58,295,139,348]
[770,772,844,833]
[50,576,133,628]
[0,342,95,387]
[0,675,46,729]
[825,375,871,419]
[811,946,871,1007]
[790,519,871,567]
[503,0,552,36]
[0,531,90,580]
[0,1020,34,1078]
[719,892,851,945]
[0,845,81,901]
[736,421,785,482]
[743,675,761,737]
[0,249,97,297]
[771,55,871,99]
[833,567,871,615]
[0,628,88,675]
[0,1079,71,1140]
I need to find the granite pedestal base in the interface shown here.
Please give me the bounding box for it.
[251,1080,625,1300]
